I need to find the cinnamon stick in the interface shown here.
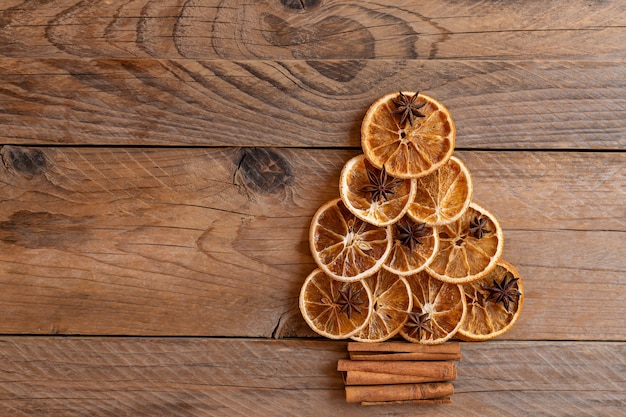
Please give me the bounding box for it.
[361,397,452,406]
[350,351,462,361]
[347,341,461,361]
[342,369,455,386]
[337,359,456,380]
[345,382,454,403]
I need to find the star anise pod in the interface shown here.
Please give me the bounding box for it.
[469,216,491,239]
[335,285,364,320]
[359,163,403,203]
[482,272,521,312]
[396,219,427,252]
[391,91,426,126]
[404,310,432,340]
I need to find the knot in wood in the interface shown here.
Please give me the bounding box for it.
[2,146,47,176]
[281,0,321,10]
[236,148,293,194]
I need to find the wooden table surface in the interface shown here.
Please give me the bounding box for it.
[1,1,624,416]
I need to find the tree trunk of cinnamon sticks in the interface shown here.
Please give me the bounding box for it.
[339,341,461,405]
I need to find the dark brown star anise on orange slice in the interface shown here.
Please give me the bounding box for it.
[404,310,432,340]
[469,215,491,239]
[391,91,426,126]
[396,219,427,252]
[299,270,373,340]
[384,216,438,276]
[483,272,521,312]
[340,154,415,227]
[458,261,524,341]
[336,285,365,319]
[361,91,455,179]
[359,163,403,204]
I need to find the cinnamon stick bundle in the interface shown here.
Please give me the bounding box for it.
[345,382,454,403]
[340,341,462,405]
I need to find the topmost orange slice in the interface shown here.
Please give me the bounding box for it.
[361,91,455,179]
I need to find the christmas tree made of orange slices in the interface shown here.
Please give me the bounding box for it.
[300,92,524,344]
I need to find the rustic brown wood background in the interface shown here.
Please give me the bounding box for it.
[0,1,624,415]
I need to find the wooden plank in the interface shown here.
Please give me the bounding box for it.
[0,59,623,149]
[0,1,623,60]
[0,338,623,416]
[0,147,623,339]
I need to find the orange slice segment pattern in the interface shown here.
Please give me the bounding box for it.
[400,270,466,344]
[310,198,392,282]
[351,270,412,343]
[458,261,524,341]
[340,154,416,227]
[300,269,373,339]
[427,203,503,283]
[408,156,473,226]
[383,216,439,276]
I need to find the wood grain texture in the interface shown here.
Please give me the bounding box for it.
[1,0,623,414]
[0,337,623,416]
[0,0,624,60]
[0,146,623,339]
[0,59,623,148]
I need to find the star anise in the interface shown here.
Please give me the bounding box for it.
[404,310,432,340]
[482,272,521,312]
[469,216,491,239]
[391,91,426,126]
[335,285,364,320]
[359,163,403,203]
[396,219,427,252]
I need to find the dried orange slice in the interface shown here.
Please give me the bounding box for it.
[310,198,392,282]
[400,270,466,344]
[300,269,373,339]
[426,203,504,284]
[383,216,439,276]
[361,91,455,179]
[340,154,416,226]
[351,269,412,343]
[458,260,524,341]
[407,156,473,226]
